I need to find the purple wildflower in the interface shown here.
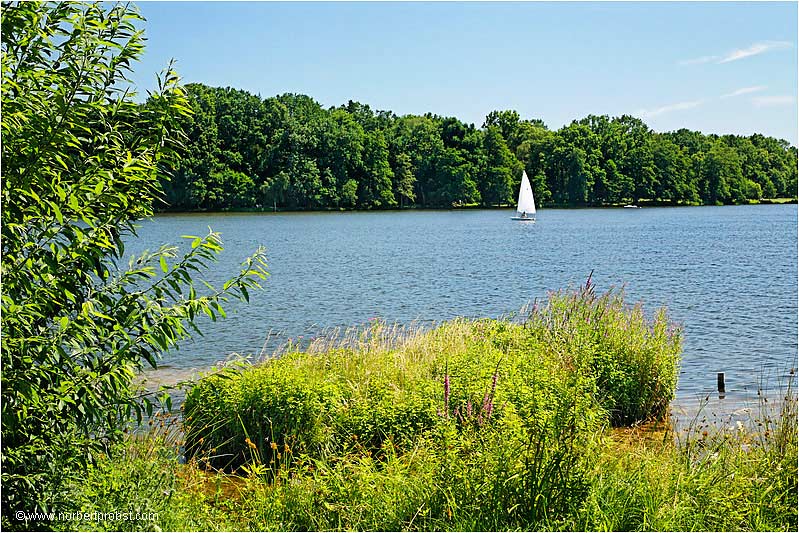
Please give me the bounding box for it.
[481,371,499,422]
[443,372,450,419]
[483,365,499,418]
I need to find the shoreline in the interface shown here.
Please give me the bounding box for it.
[139,361,796,433]
[153,198,797,216]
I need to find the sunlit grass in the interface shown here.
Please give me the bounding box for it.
[50,284,796,531]
[55,390,796,531]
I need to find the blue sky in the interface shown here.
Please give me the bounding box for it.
[131,2,798,145]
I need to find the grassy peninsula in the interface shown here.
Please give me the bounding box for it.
[50,284,797,531]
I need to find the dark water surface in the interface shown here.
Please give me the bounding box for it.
[129,205,797,405]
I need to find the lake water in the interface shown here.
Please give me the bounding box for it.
[130,205,798,408]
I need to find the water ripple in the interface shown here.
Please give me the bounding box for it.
[128,205,798,401]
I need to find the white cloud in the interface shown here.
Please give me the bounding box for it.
[752,95,796,107]
[718,41,792,63]
[678,55,720,66]
[679,41,792,66]
[638,100,704,119]
[721,85,768,98]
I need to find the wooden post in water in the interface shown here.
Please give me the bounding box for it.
[717,372,726,396]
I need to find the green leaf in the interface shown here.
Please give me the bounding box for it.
[51,202,64,224]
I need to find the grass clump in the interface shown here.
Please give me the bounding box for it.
[529,277,682,424]
[580,391,798,531]
[185,280,682,471]
[178,282,684,529]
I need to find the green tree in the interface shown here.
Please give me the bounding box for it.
[437,147,481,206]
[359,130,396,208]
[700,142,744,204]
[201,168,256,209]
[147,81,796,211]
[318,108,364,207]
[0,2,267,521]
[392,152,416,208]
[565,147,592,205]
[517,129,553,203]
[652,136,693,202]
[286,155,323,208]
[483,109,521,149]
[392,115,444,207]
[480,127,519,206]
[164,83,221,209]
[341,178,359,207]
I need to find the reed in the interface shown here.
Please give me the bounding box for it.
[525,277,682,424]
[579,385,797,531]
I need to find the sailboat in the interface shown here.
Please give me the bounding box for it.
[511,170,536,221]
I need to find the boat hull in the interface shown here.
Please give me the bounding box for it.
[511,217,536,222]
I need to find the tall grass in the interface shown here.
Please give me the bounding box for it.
[52,412,243,531]
[580,386,797,531]
[51,283,797,531]
[176,283,684,528]
[526,277,682,425]
[184,280,682,472]
[62,387,796,531]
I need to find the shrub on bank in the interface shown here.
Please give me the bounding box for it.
[184,357,344,470]
[185,284,682,472]
[182,283,682,529]
[184,317,596,469]
[527,280,682,424]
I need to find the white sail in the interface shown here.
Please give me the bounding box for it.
[516,170,536,216]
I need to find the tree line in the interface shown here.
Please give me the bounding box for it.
[161,84,797,211]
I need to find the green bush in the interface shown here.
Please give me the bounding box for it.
[0,2,267,522]
[184,340,444,470]
[222,370,603,531]
[185,282,682,472]
[183,316,610,523]
[526,280,682,424]
[184,358,344,470]
[182,284,682,528]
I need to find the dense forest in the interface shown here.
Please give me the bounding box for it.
[161,83,798,211]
